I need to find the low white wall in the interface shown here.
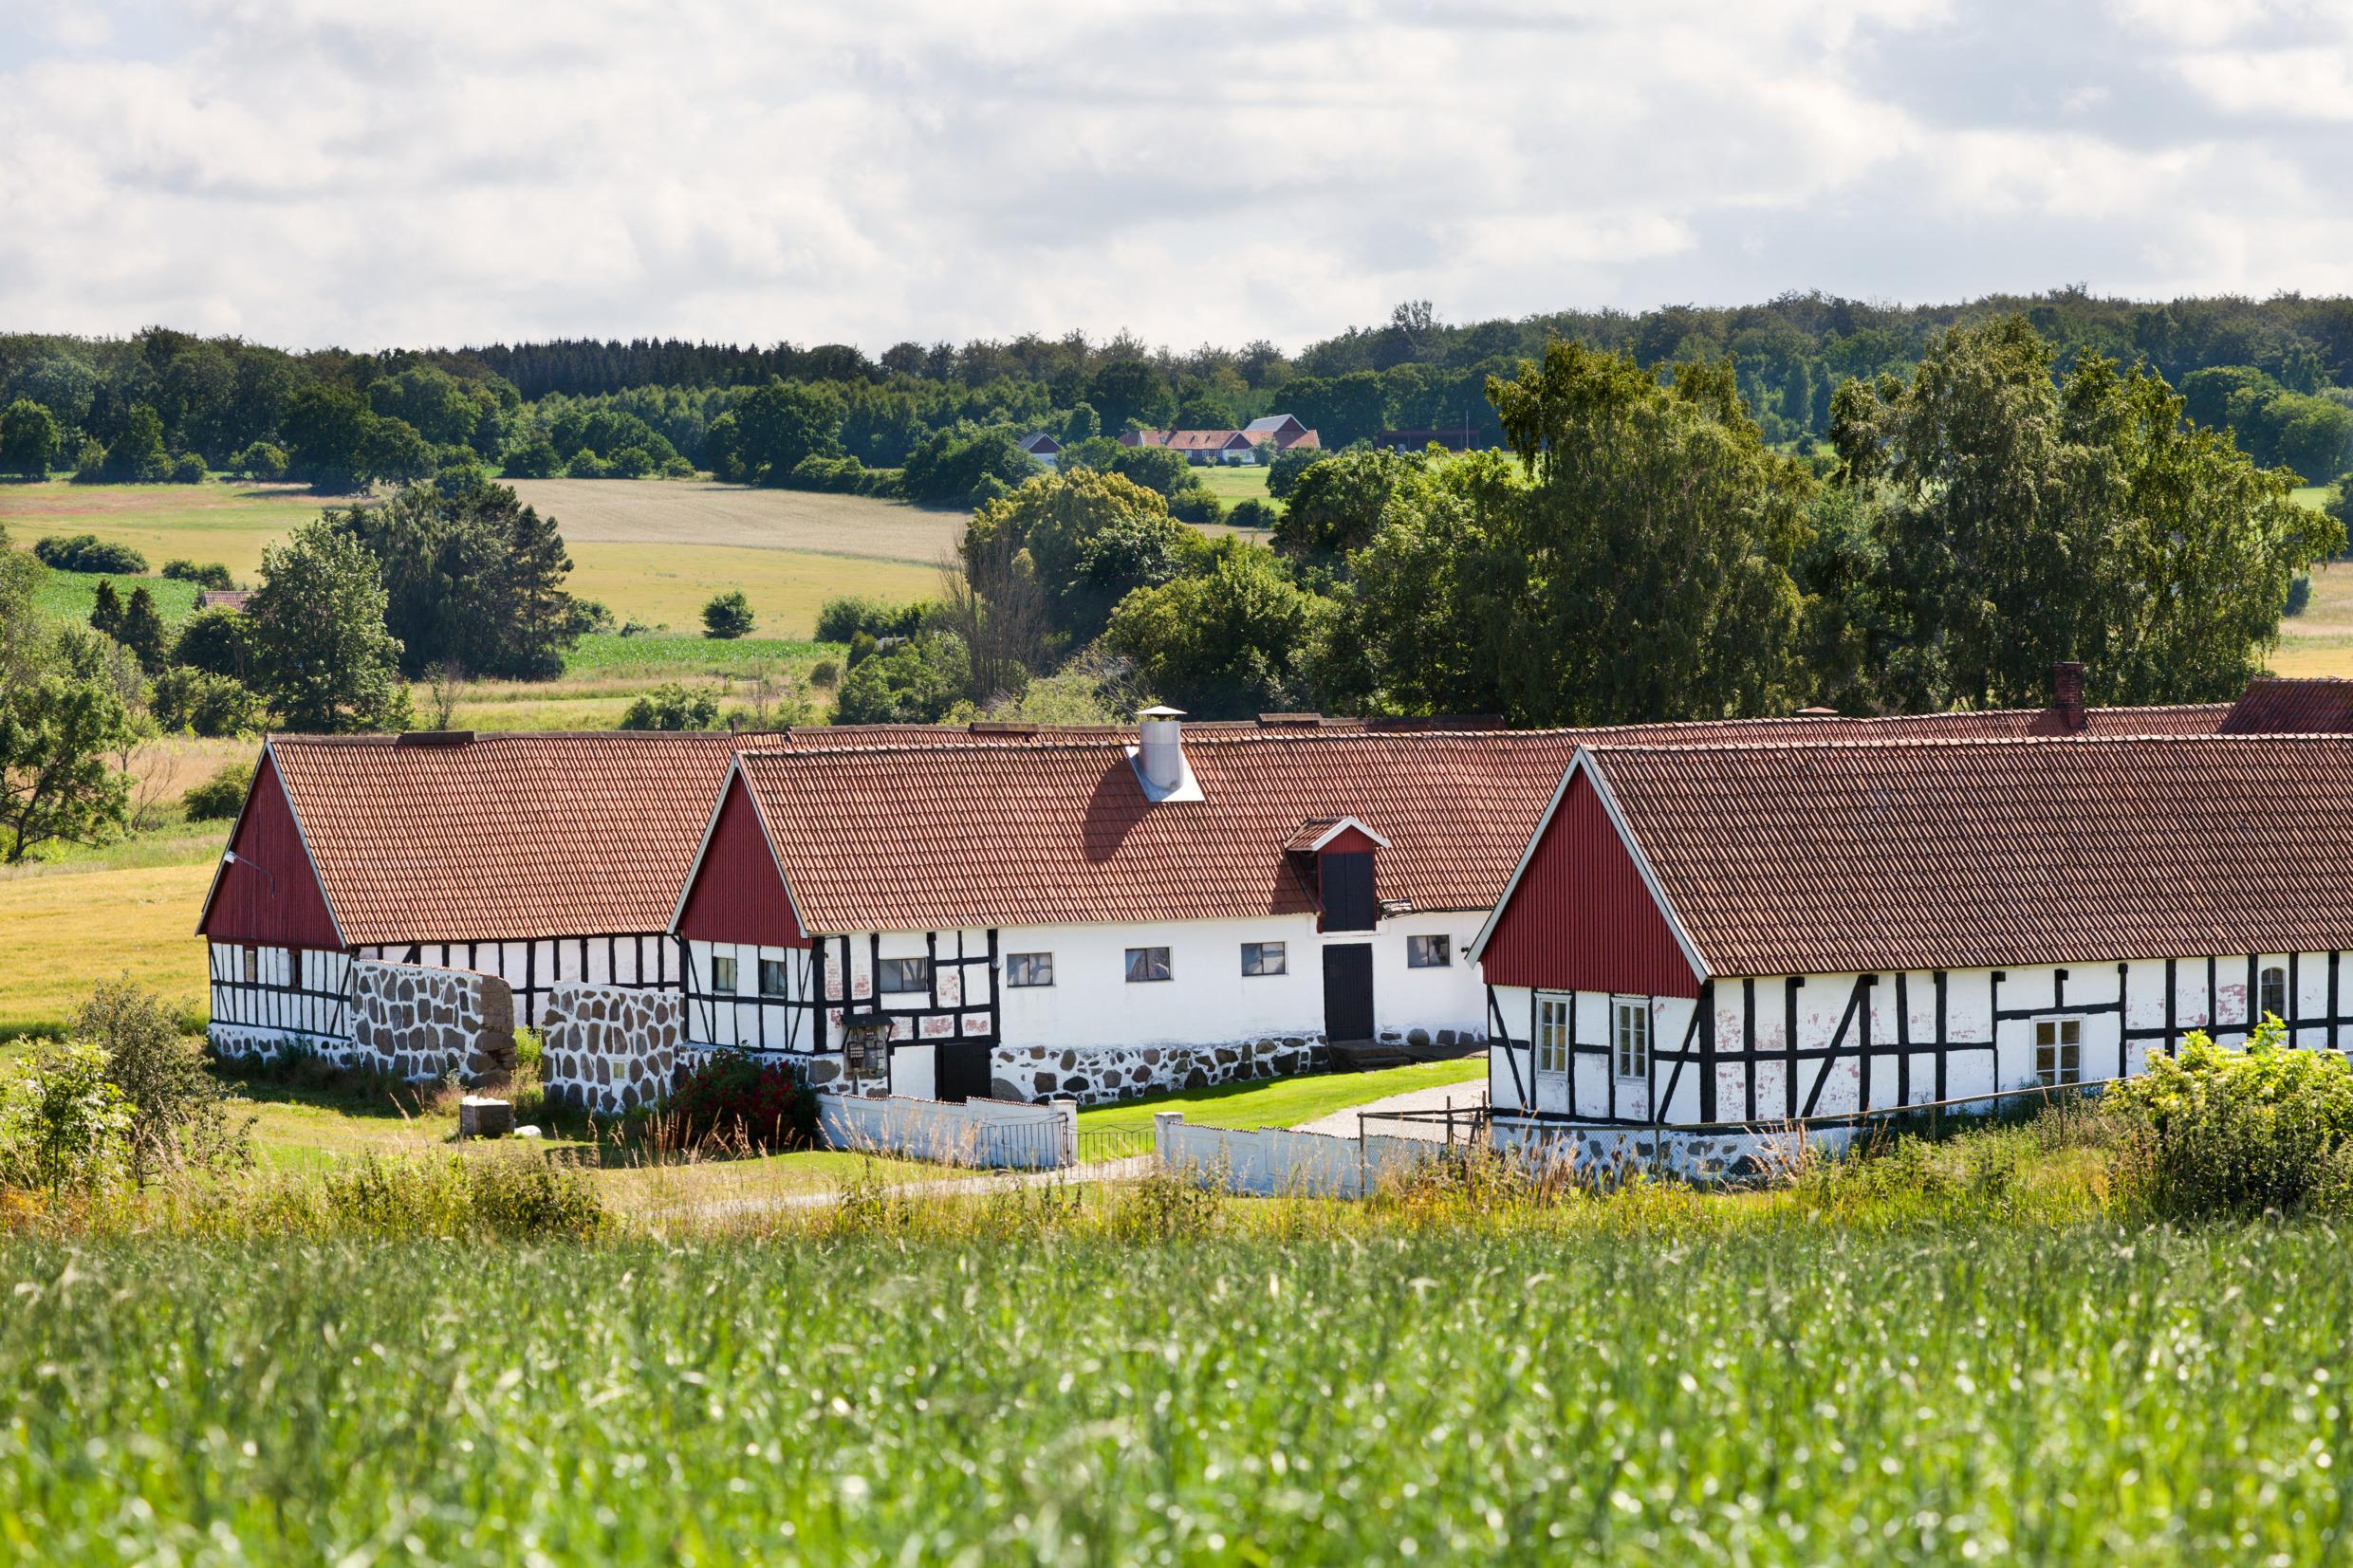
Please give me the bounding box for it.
[1152,1113,1440,1197]
[820,1093,1077,1170]
[1490,1117,1848,1186]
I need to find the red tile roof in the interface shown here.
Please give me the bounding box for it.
[2220,678,2353,733]
[719,703,2231,936]
[1583,734,2353,978]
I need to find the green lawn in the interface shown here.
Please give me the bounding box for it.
[1077,1055,1484,1143]
[1194,464,1275,508]
[32,568,202,629]
[561,631,835,677]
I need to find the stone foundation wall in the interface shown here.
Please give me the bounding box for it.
[542,983,680,1116]
[991,1036,1328,1107]
[1491,1121,1857,1187]
[348,961,515,1085]
[206,1023,365,1070]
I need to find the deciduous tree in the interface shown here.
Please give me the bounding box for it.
[247,520,411,732]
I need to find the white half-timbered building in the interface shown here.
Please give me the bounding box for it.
[666,690,2236,1105]
[1472,730,2353,1137]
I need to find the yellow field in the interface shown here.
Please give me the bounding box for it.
[0,479,951,637]
[0,844,215,1033]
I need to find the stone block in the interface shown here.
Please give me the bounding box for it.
[458,1097,514,1139]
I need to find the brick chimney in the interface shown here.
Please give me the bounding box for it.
[2052,661,2086,732]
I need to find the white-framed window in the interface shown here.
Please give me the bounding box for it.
[1612,997,1651,1081]
[1535,995,1569,1077]
[711,954,739,994]
[1126,947,1172,983]
[759,958,789,998]
[878,957,932,995]
[1241,941,1287,977]
[1005,951,1053,987]
[1408,935,1452,968]
[2034,1017,2082,1086]
[241,944,258,984]
[2261,966,2288,1024]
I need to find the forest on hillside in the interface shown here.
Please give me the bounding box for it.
[4,290,2353,508]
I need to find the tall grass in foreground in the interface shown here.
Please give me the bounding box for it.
[5,1222,2352,1564]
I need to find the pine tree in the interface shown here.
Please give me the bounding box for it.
[87,579,123,638]
[116,584,168,673]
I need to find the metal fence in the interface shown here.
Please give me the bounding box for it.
[1077,1126,1155,1165]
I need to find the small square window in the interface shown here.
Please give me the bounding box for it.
[1408,935,1452,968]
[759,958,789,998]
[2034,1018,2082,1086]
[711,955,739,994]
[878,957,932,995]
[1126,946,1172,983]
[1005,951,1054,987]
[1241,941,1287,977]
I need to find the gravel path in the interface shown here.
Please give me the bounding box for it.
[1291,1082,1489,1141]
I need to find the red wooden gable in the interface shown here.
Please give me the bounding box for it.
[195,750,344,950]
[1318,824,1383,857]
[676,774,809,949]
[1480,767,1699,998]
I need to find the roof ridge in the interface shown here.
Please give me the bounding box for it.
[1587,730,2330,754]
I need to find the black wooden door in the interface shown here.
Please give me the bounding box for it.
[1323,943,1375,1043]
[936,1042,992,1103]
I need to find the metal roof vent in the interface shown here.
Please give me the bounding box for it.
[1133,705,1201,802]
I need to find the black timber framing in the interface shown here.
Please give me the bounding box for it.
[684,929,1003,1055]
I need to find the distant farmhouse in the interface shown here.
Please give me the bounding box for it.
[1372,427,1478,454]
[1121,413,1321,466]
[1017,432,1062,469]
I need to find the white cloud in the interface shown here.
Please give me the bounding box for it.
[0,0,2346,352]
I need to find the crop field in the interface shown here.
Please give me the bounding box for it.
[0,839,215,1036]
[1,480,946,637]
[4,1220,2348,1561]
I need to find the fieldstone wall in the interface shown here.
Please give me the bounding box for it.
[541,982,680,1116]
[207,1023,366,1070]
[1492,1122,1857,1188]
[348,960,516,1085]
[991,1035,1328,1107]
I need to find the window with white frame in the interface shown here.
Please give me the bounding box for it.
[2261,966,2288,1024]
[1407,935,1451,968]
[1612,997,1651,1081]
[241,945,258,984]
[2034,1018,2082,1086]
[1005,951,1053,987]
[711,954,739,994]
[878,957,932,995]
[759,958,789,998]
[1241,942,1287,977]
[1125,947,1172,983]
[1535,995,1569,1077]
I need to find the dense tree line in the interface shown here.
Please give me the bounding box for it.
[9,291,2350,499]
[838,315,2340,729]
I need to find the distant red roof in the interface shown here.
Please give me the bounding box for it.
[2221,678,2353,733]
[1123,429,1251,452]
[195,589,252,612]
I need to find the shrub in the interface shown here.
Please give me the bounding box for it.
[807,658,839,691]
[168,453,207,484]
[229,441,288,481]
[1266,443,1327,501]
[182,759,253,820]
[73,979,251,1183]
[618,683,719,731]
[151,666,263,737]
[33,533,148,574]
[2286,575,2312,617]
[666,1049,819,1152]
[1166,484,1223,524]
[173,605,254,678]
[1228,497,1277,531]
[2107,1017,2353,1218]
[502,437,562,479]
[0,1041,132,1194]
[565,448,610,479]
[702,590,756,639]
[70,437,106,478]
[161,559,234,590]
[815,594,925,643]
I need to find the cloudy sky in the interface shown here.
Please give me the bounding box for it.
[2,0,2349,355]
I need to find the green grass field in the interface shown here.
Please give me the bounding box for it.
[1,479,942,639]
[1077,1055,1483,1147]
[5,1219,2348,1560]
[1193,464,1274,507]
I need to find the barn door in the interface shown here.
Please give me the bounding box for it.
[936,1042,992,1103]
[1323,944,1374,1043]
